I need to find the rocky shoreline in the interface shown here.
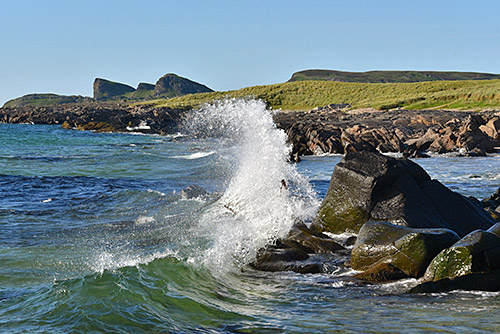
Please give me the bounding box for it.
[1,104,499,158]
[252,151,500,293]
[274,105,500,159]
[0,104,188,134]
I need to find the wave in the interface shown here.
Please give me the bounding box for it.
[170,151,215,160]
[183,98,320,273]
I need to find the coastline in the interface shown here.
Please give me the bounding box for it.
[1,103,499,157]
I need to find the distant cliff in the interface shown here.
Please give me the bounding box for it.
[288,69,500,83]
[154,73,213,97]
[3,73,213,107]
[93,78,136,100]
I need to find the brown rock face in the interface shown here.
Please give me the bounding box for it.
[273,108,500,157]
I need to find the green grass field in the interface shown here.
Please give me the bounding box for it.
[141,79,500,111]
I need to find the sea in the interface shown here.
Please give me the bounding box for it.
[1,99,500,333]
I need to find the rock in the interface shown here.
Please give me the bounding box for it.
[286,221,346,254]
[423,227,500,282]
[250,245,322,274]
[179,185,209,199]
[251,221,346,273]
[354,263,409,282]
[313,151,495,236]
[351,221,459,278]
[410,269,500,293]
[479,117,500,140]
[482,187,500,210]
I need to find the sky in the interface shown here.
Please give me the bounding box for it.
[1,0,500,105]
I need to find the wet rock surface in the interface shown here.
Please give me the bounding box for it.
[351,221,459,278]
[251,221,349,274]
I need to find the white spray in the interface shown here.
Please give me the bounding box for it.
[186,98,319,272]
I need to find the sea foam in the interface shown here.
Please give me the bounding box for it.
[185,98,320,272]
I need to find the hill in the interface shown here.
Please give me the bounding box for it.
[3,74,213,107]
[144,79,500,111]
[288,69,500,83]
[3,93,93,107]
[154,73,214,98]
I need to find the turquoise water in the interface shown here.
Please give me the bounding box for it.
[1,103,500,333]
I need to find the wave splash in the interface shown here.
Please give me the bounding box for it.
[186,98,319,272]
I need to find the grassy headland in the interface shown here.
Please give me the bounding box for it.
[288,69,500,83]
[141,79,500,111]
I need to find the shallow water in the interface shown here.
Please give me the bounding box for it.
[1,101,500,333]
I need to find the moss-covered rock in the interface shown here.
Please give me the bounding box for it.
[423,228,500,282]
[351,221,459,278]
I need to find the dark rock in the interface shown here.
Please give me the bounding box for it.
[250,246,321,274]
[418,180,495,236]
[179,185,209,199]
[251,221,346,273]
[482,187,500,210]
[351,221,459,278]
[423,228,500,282]
[313,151,495,236]
[286,221,346,254]
[354,262,410,282]
[410,269,500,293]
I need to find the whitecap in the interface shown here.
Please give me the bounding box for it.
[170,151,215,159]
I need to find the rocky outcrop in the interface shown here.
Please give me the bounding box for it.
[0,104,187,135]
[312,151,495,236]
[136,83,155,91]
[273,108,500,157]
[93,78,136,100]
[351,221,459,278]
[154,73,213,98]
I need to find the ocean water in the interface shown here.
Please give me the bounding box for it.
[1,99,500,333]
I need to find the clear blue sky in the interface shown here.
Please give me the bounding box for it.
[1,0,500,105]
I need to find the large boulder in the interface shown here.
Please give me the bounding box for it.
[423,224,500,282]
[351,221,459,278]
[313,151,495,236]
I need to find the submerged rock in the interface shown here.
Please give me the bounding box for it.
[313,151,495,236]
[351,221,459,278]
[179,185,209,199]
